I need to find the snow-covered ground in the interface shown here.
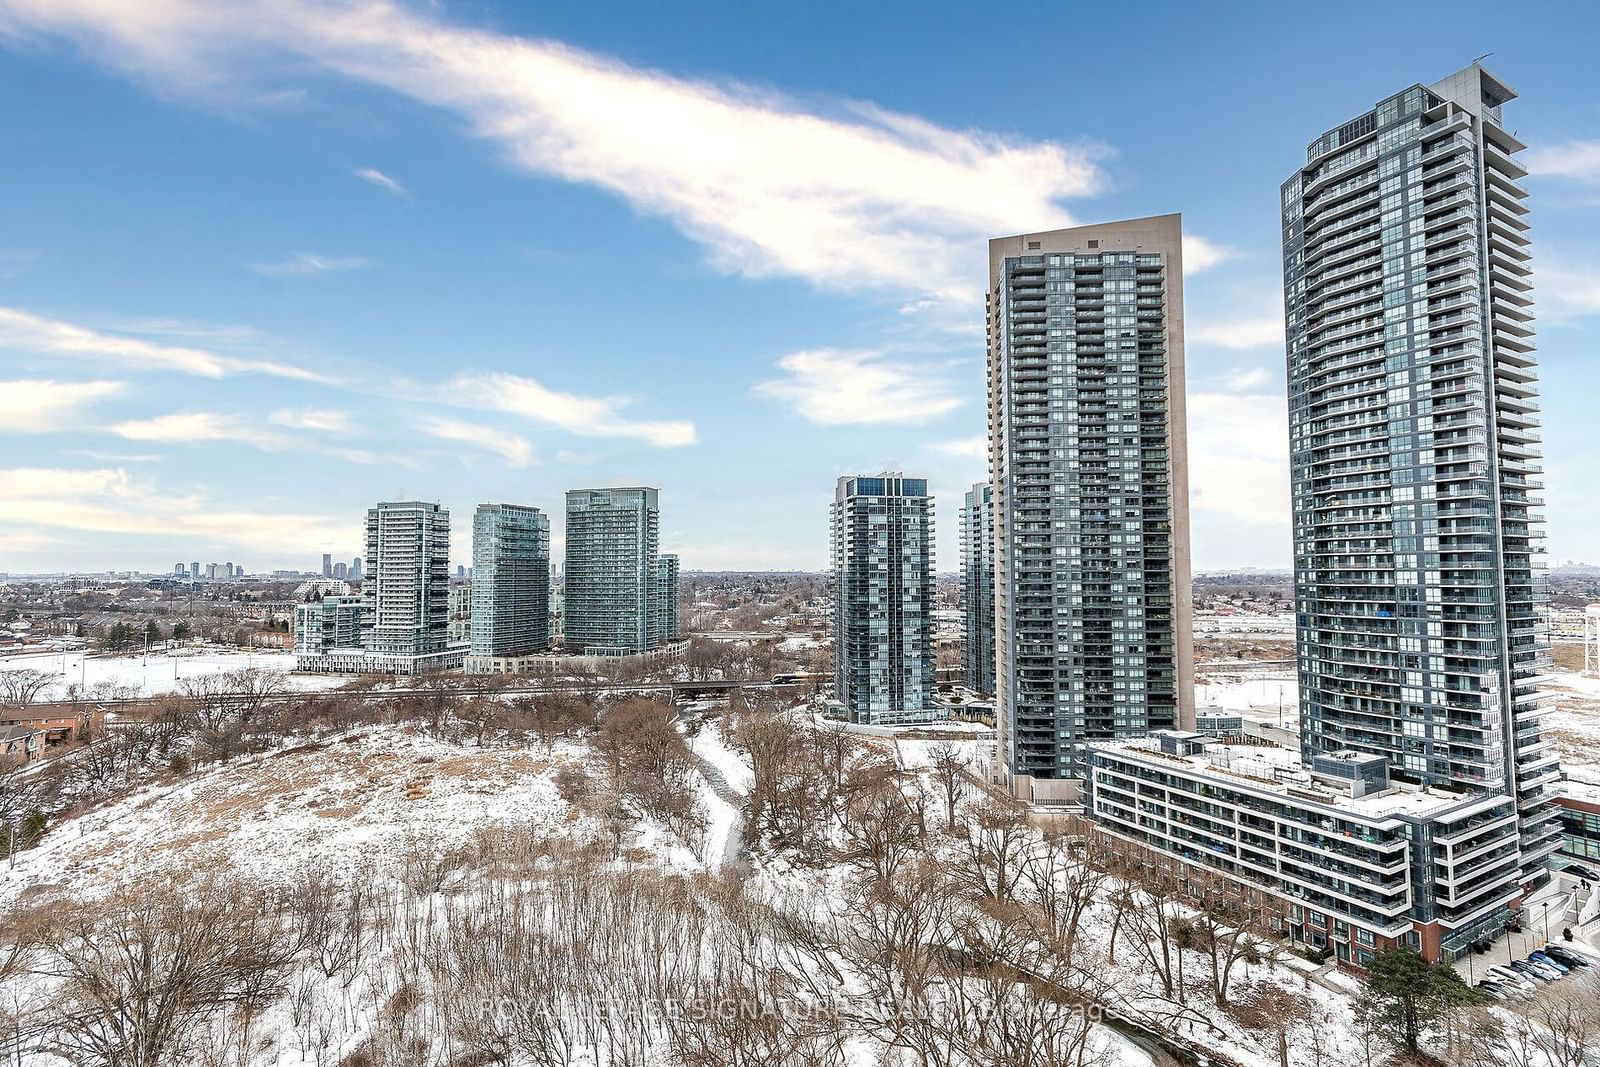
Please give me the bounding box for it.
[0,646,346,700]
[1195,665,1297,716]
[1543,668,1600,774]
[0,727,582,904]
[1194,611,1296,640]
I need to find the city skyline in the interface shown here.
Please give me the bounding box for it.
[2,4,1600,577]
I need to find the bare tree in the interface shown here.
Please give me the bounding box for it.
[37,881,299,1067]
[957,797,1031,902]
[928,743,969,829]
[0,669,58,708]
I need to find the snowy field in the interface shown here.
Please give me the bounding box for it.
[1543,668,1600,774]
[0,727,586,903]
[1194,612,1296,640]
[0,646,346,700]
[1195,665,1297,716]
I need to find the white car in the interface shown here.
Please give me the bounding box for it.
[1485,966,1537,995]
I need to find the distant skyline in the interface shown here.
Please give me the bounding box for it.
[1,2,1598,574]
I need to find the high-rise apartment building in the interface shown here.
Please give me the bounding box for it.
[332,561,347,580]
[960,481,996,696]
[351,557,363,582]
[656,553,680,642]
[351,500,461,674]
[830,473,937,725]
[466,503,551,673]
[563,488,661,655]
[322,553,333,578]
[448,582,472,645]
[190,560,199,582]
[988,216,1195,804]
[1281,64,1559,898]
[293,594,370,659]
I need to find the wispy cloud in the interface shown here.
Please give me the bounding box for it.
[110,411,285,450]
[440,371,696,448]
[1183,234,1240,274]
[0,306,328,381]
[0,466,354,555]
[1538,253,1600,321]
[1525,139,1600,184]
[755,348,963,426]
[270,407,354,433]
[1187,390,1289,529]
[0,378,123,431]
[1190,312,1284,350]
[928,434,987,458]
[418,415,535,467]
[353,165,406,196]
[0,0,1107,313]
[1221,367,1273,391]
[249,251,374,276]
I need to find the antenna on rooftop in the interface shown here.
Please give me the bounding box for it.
[1471,52,1494,65]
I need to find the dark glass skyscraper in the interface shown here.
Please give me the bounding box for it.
[830,473,935,725]
[961,481,996,695]
[563,487,661,655]
[1281,64,1559,897]
[467,503,551,670]
[988,215,1195,805]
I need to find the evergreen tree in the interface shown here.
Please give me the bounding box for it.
[100,621,137,652]
[1362,945,1485,1054]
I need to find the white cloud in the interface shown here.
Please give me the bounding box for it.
[754,348,963,426]
[0,378,123,431]
[270,407,354,433]
[1183,234,1239,274]
[1525,139,1600,184]
[928,434,987,458]
[1186,391,1289,529]
[418,415,535,467]
[353,165,406,195]
[0,466,354,555]
[0,0,1106,311]
[441,371,696,448]
[249,252,374,276]
[1538,254,1600,320]
[1189,313,1284,351]
[0,306,327,381]
[1221,367,1273,391]
[111,411,285,450]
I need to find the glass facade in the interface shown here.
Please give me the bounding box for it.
[470,503,551,658]
[1282,66,1559,884]
[831,473,935,724]
[656,553,680,642]
[989,217,1191,789]
[960,481,996,695]
[362,502,451,657]
[563,487,661,655]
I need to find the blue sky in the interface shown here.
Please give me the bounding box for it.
[2,1,1598,574]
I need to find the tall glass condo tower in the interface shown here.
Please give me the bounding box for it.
[1281,64,1559,890]
[988,215,1195,805]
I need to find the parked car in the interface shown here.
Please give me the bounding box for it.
[1508,960,1555,982]
[1524,956,1564,980]
[1476,980,1508,1000]
[1530,951,1569,974]
[1542,944,1591,968]
[1485,966,1537,994]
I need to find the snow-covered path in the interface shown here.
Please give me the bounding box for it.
[687,719,751,874]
